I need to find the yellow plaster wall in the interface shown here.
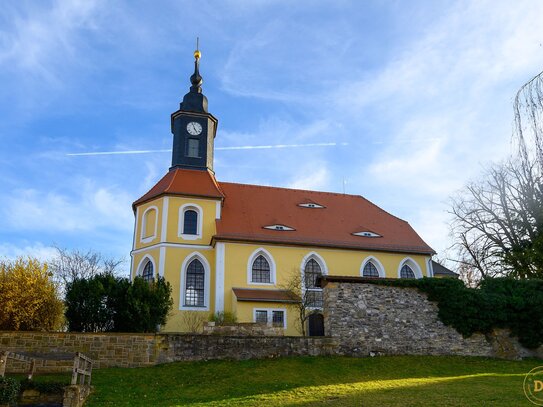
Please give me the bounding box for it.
[161,246,216,332]
[165,196,220,245]
[220,242,430,334]
[133,198,164,250]
[234,301,300,336]
[132,196,432,336]
[131,247,161,279]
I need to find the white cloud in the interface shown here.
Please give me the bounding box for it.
[0,242,57,262]
[287,166,330,191]
[337,0,543,256]
[0,0,102,82]
[3,183,133,233]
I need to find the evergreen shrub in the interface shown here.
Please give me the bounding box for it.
[0,377,20,406]
[65,274,173,333]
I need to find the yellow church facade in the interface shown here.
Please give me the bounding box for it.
[130,50,435,336]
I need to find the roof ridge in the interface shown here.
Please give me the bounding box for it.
[218,180,362,198]
[354,194,409,224]
[208,169,226,197]
[218,180,410,224]
[165,169,178,192]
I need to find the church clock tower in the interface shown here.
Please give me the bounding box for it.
[170,48,218,172]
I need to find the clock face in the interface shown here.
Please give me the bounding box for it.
[186,121,202,136]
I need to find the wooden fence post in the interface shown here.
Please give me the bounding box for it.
[0,351,8,377]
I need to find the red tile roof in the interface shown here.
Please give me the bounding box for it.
[232,288,298,303]
[133,168,224,208]
[215,182,434,255]
[133,172,434,255]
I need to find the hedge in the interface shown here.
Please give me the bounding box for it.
[362,277,543,349]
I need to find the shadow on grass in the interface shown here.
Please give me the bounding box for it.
[185,372,529,407]
[83,356,540,407]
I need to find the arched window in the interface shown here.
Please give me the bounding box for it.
[363,261,380,278]
[183,210,198,235]
[185,259,205,307]
[304,259,322,288]
[400,264,415,279]
[251,255,271,283]
[303,257,323,308]
[142,260,154,282]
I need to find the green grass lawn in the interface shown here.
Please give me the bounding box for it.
[25,356,541,406]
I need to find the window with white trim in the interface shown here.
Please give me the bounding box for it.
[362,261,380,278]
[179,204,203,240]
[253,309,286,328]
[142,260,154,282]
[400,264,415,279]
[183,209,198,235]
[184,259,205,307]
[255,310,268,324]
[251,255,271,283]
[304,258,323,308]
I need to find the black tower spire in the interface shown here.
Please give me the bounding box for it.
[170,42,218,172]
[180,44,208,113]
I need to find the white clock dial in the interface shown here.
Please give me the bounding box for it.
[186,121,202,136]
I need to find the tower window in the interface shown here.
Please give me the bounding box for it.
[187,138,200,158]
[183,210,198,235]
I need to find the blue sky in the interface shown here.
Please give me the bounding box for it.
[1,0,542,273]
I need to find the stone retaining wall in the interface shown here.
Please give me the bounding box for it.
[2,280,541,371]
[323,280,543,359]
[202,322,284,336]
[0,331,338,373]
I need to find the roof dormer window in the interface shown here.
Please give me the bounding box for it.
[298,202,325,209]
[353,231,382,238]
[263,224,295,231]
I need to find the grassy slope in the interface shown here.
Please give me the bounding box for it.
[31,356,540,406]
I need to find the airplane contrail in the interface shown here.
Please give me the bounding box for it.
[66,142,349,156]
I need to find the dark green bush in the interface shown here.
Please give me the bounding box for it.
[364,277,543,349]
[0,376,20,406]
[65,273,173,333]
[19,378,65,394]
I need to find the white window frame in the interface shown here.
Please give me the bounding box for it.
[247,248,276,285]
[252,308,287,329]
[300,252,328,310]
[397,257,423,279]
[178,203,203,241]
[179,252,211,311]
[140,206,159,243]
[134,254,156,280]
[427,257,434,277]
[360,256,386,278]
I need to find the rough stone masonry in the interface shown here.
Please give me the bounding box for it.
[322,276,543,359]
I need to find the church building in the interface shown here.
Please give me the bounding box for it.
[131,49,435,336]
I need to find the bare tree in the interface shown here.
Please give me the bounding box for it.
[49,247,125,294]
[280,269,323,336]
[514,69,543,176]
[180,311,208,333]
[450,69,543,282]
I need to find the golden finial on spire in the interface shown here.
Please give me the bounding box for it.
[194,37,201,60]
